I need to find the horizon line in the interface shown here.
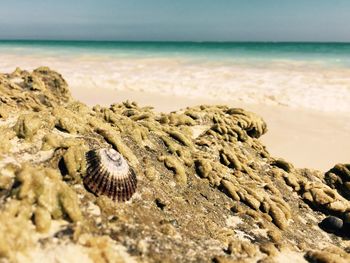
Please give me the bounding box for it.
[0,39,350,44]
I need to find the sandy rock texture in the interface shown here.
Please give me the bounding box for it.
[0,67,349,263]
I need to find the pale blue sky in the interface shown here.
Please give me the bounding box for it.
[0,0,349,41]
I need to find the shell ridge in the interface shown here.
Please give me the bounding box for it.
[86,161,102,179]
[103,174,112,198]
[86,167,107,193]
[121,177,129,201]
[125,176,134,201]
[86,151,100,164]
[116,177,126,201]
[84,167,102,190]
[110,177,117,201]
[94,167,110,195]
[97,169,111,195]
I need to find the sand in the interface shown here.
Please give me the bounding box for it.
[72,86,350,172]
[1,53,350,113]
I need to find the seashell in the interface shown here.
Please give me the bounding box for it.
[319,216,343,233]
[84,148,137,201]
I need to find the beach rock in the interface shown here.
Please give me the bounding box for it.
[325,163,350,200]
[14,113,44,140]
[301,181,350,214]
[271,158,294,173]
[319,216,343,233]
[0,67,349,262]
[305,246,350,263]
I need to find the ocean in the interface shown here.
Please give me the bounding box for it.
[0,40,350,112]
[1,41,350,64]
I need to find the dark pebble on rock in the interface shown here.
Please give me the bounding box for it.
[319,216,343,233]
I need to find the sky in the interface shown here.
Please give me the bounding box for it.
[0,0,349,41]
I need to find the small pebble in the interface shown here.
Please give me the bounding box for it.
[319,216,343,233]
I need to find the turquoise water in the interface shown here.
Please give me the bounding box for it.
[0,40,350,66]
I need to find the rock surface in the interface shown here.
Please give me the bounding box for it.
[0,67,349,262]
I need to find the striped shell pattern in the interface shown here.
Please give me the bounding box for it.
[84,148,137,201]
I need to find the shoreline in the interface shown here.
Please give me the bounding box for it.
[72,86,350,172]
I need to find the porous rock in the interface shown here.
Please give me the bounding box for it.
[0,68,349,262]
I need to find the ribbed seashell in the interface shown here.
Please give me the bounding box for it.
[84,148,137,201]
